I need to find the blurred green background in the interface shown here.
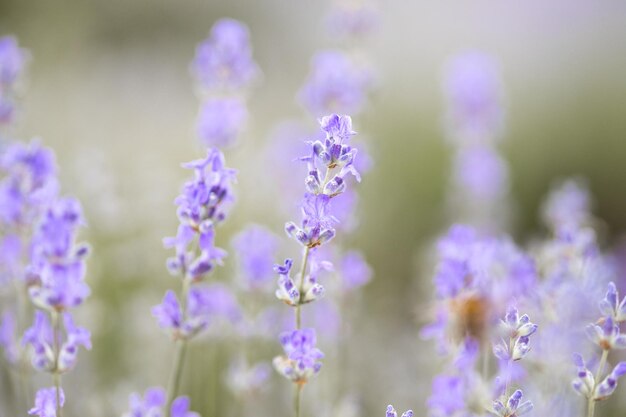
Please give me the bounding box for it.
[1,1,626,416]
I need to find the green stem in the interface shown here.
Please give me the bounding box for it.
[587,349,609,417]
[294,384,302,417]
[166,340,188,415]
[295,246,311,330]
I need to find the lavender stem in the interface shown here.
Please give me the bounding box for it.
[587,349,609,417]
[295,246,311,330]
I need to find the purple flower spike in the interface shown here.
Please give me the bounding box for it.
[191,18,259,91]
[28,198,90,311]
[28,387,64,417]
[273,328,323,383]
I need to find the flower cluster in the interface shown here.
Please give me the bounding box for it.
[273,328,324,384]
[27,198,90,311]
[0,35,28,131]
[154,150,238,339]
[28,387,64,417]
[493,307,538,362]
[191,18,259,148]
[122,387,200,417]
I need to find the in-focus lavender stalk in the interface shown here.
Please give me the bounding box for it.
[572,282,626,417]
[150,149,236,414]
[273,114,360,417]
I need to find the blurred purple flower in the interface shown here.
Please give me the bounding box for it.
[0,140,58,227]
[453,145,508,200]
[444,51,503,143]
[299,51,372,117]
[232,225,279,290]
[28,387,64,417]
[542,179,591,233]
[123,387,201,417]
[0,36,27,87]
[196,97,247,148]
[339,250,372,290]
[191,18,259,91]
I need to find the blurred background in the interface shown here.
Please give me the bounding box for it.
[1,0,626,416]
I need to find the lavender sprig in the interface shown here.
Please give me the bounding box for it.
[573,282,626,417]
[152,149,236,413]
[490,307,536,417]
[273,114,360,417]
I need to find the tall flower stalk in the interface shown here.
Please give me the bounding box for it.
[273,114,361,417]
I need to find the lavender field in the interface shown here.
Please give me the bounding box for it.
[2,1,626,417]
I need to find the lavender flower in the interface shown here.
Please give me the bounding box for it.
[164,149,234,281]
[22,310,91,373]
[493,307,537,362]
[586,316,626,351]
[191,18,259,91]
[299,51,372,117]
[491,389,533,417]
[0,140,58,227]
[196,97,247,148]
[385,405,413,417]
[28,387,65,417]
[285,194,337,248]
[599,282,626,322]
[152,284,240,340]
[452,145,508,200]
[273,328,324,384]
[28,198,90,311]
[542,179,591,233]
[0,36,27,87]
[123,387,201,417]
